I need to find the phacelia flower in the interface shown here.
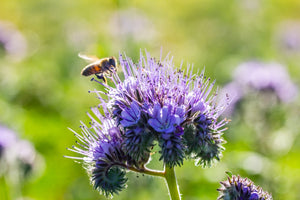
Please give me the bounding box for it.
[67,108,133,197]
[276,20,300,53]
[222,61,298,115]
[120,101,141,127]
[109,8,157,42]
[0,125,18,158]
[148,103,185,167]
[148,103,184,134]
[217,174,273,200]
[0,21,27,60]
[69,51,230,195]
[104,51,229,168]
[0,125,41,179]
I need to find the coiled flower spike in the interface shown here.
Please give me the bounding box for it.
[218,174,273,200]
[66,108,131,197]
[105,51,229,167]
[67,50,230,197]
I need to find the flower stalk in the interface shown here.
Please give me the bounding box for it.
[128,165,181,200]
[126,166,165,178]
[164,166,181,200]
[67,51,230,199]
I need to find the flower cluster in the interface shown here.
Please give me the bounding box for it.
[0,21,27,60]
[0,125,41,179]
[107,52,229,168]
[67,109,133,197]
[68,51,229,196]
[218,174,273,200]
[222,61,298,115]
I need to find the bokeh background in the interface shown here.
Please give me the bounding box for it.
[1,0,300,199]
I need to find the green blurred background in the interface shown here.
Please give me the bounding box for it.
[1,0,300,199]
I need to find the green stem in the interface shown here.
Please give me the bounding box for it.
[164,166,181,200]
[125,164,181,200]
[126,166,165,178]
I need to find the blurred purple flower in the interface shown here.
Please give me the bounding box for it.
[64,20,96,49]
[109,8,157,42]
[0,125,18,158]
[0,125,41,179]
[276,21,300,53]
[148,104,184,134]
[222,61,298,115]
[0,21,27,61]
[238,0,261,11]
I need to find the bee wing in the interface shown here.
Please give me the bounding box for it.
[78,53,100,63]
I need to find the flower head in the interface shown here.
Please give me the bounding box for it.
[94,51,229,168]
[120,101,141,127]
[0,125,18,158]
[0,21,27,60]
[67,107,132,197]
[222,61,298,115]
[218,174,273,200]
[68,51,230,196]
[0,125,41,179]
[148,103,184,134]
[106,51,227,166]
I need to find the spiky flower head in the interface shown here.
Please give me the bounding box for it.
[68,51,230,196]
[67,108,133,197]
[104,51,229,168]
[0,125,18,158]
[221,61,298,115]
[0,125,41,179]
[218,174,273,200]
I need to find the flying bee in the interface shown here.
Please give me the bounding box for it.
[79,53,117,83]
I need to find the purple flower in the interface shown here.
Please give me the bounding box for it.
[67,107,131,197]
[159,125,185,167]
[94,51,229,168]
[109,8,157,42]
[69,50,230,194]
[120,101,141,127]
[218,174,273,200]
[148,104,184,134]
[147,104,186,166]
[233,62,297,99]
[0,125,40,179]
[0,125,18,157]
[0,21,27,60]
[276,20,300,53]
[123,127,153,167]
[183,113,226,167]
[222,61,298,115]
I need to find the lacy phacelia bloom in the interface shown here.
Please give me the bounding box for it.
[106,52,229,167]
[0,21,27,60]
[0,125,18,159]
[276,20,300,53]
[68,51,229,196]
[0,125,40,179]
[222,61,298,115]
[218,174,273,200]
[68,108,134,197]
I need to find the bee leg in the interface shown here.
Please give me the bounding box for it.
[95,74,107,84]
[103,66,113,73]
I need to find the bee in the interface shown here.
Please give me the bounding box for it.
[79,53,117,83]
